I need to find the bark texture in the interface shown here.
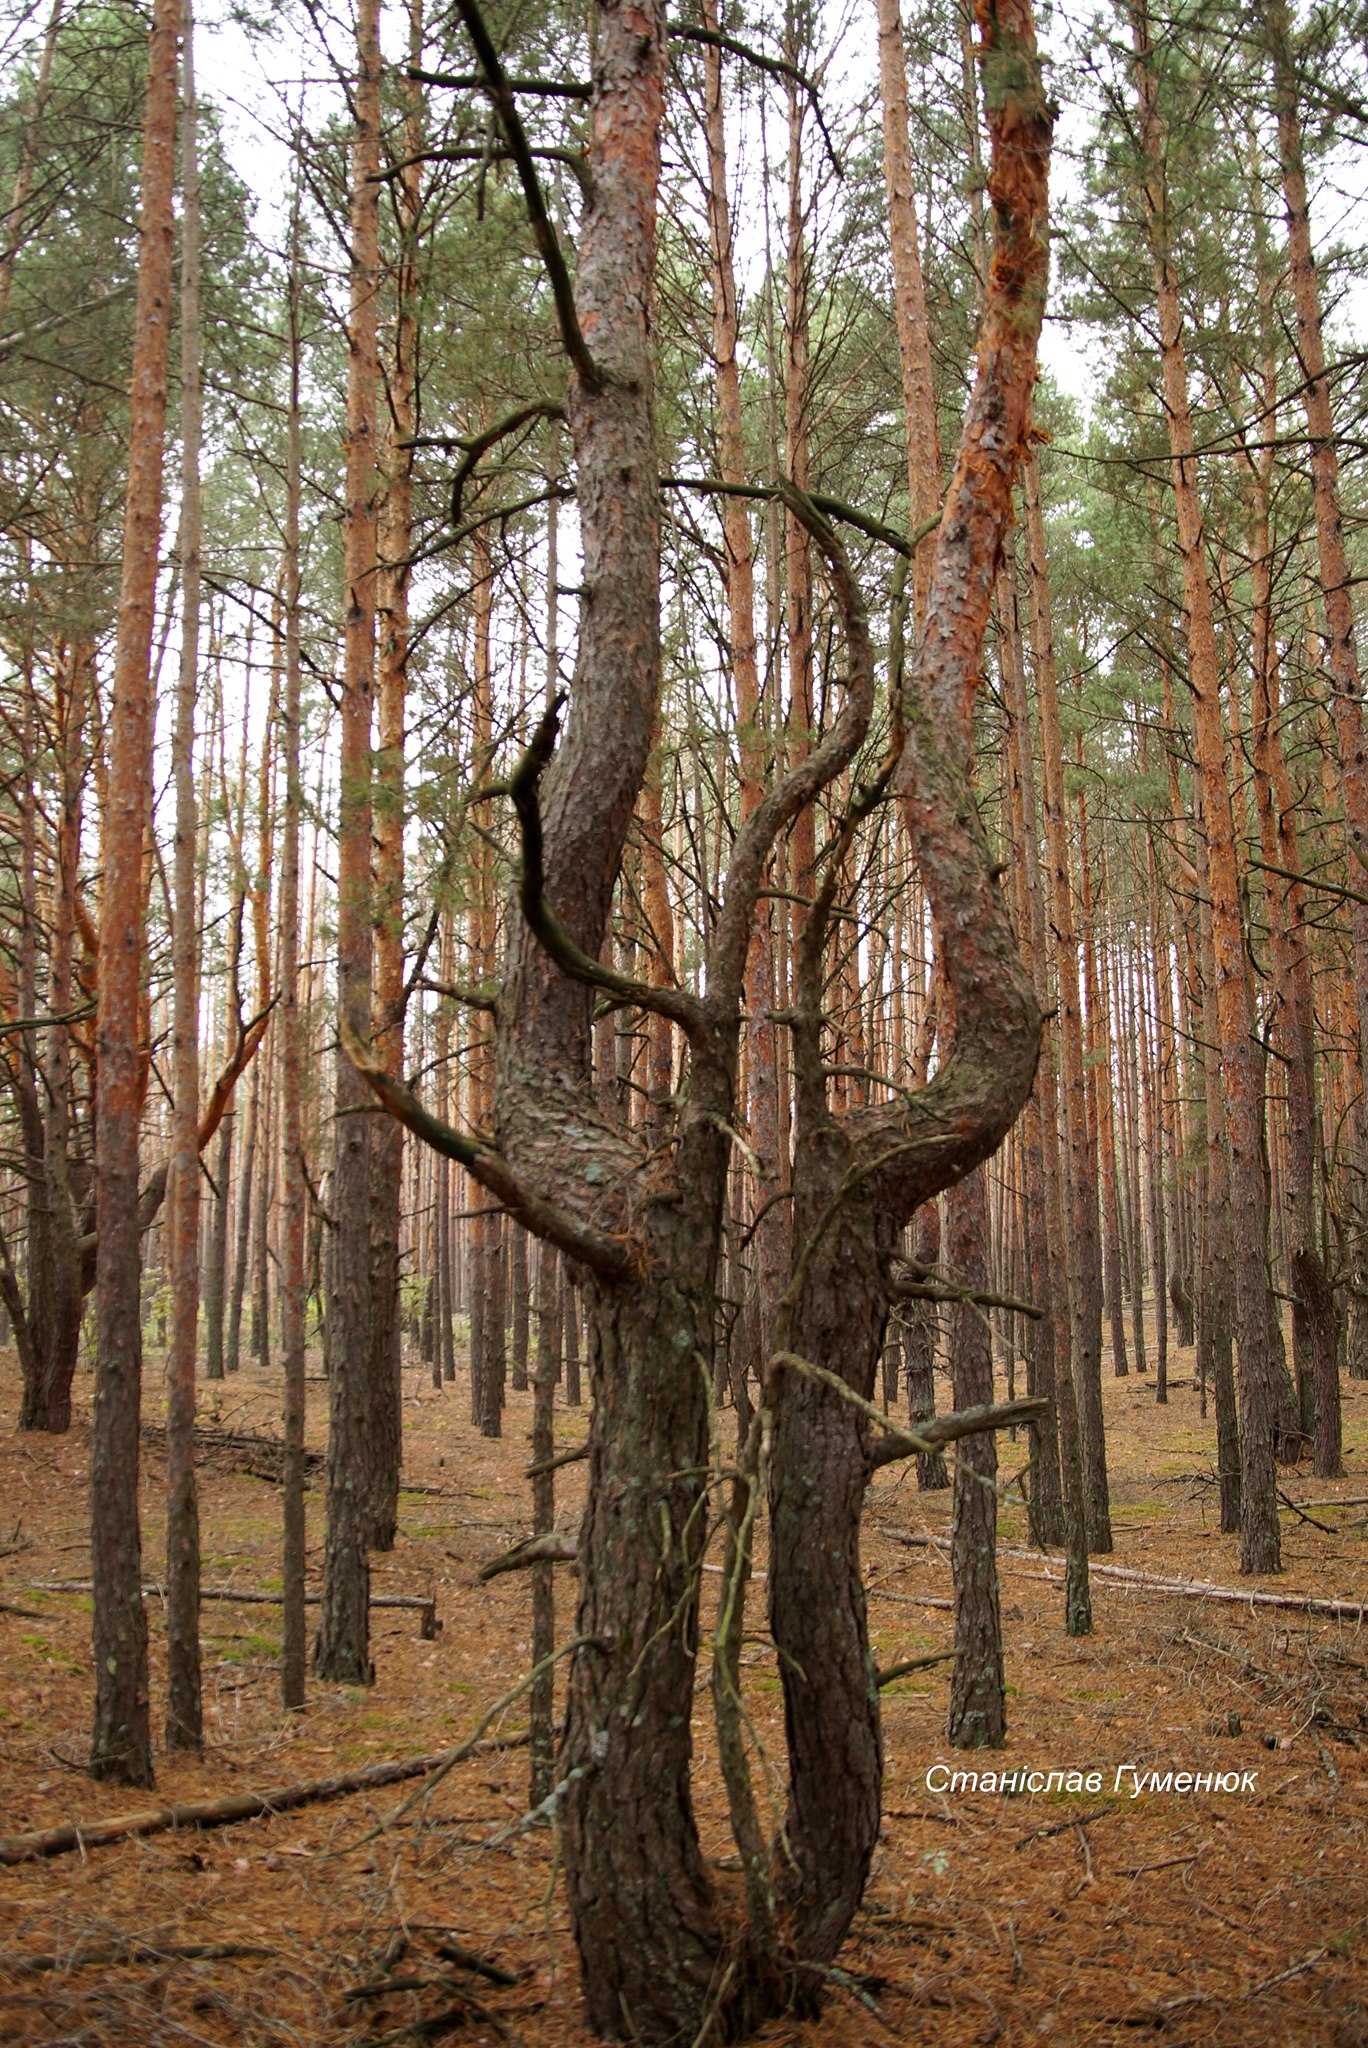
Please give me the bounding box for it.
[91,0,181,1787]
[316,0,381,1683]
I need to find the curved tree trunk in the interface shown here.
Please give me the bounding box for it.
[767,1164,887,1980]
[767,0,1051,1979]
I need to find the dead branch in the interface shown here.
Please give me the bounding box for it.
[874,1649,954,1687]
[476,1530,578,1581]
[0,1728,532,1866]
[1012,1807,1115,1848]
[509,694,709,1037]
[0,1939,274,1975]
[524,1442,589,1477]
[26,1579,439,1638]
[876,1525,1368,1619]
[448,0,598,387]
[138,1421,324,1485]
[341,1016,632,1279]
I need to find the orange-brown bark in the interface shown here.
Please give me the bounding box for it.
[316,0,382,1684]
[1133,0,1286,1573]
[90,0,181,1787]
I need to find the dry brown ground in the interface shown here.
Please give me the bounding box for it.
[2,1327,1367,2048]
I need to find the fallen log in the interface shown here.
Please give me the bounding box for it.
[0,1729,531,1867]
[26,1579,439,1639]
[877,1525,1368,1621]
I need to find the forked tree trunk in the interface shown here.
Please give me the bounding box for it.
[91,0,180,1788]
[352,0,1050,2034]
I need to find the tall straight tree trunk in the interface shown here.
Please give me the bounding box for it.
[1246,394,1339,1472]
[784,51,815,929]
[225,1061,256,1374]
[316,0,381,1684]
[1024,453,1110,1557]
[165,0,204,1755]
[91,0,179,1787]
[203,1094,232,1379]
[1132,0,1285,1574]
[946,1164,1004,1746]
[279,171,308,1712]
[1190,804,1242,1527]
[874,0,941,600]
[1145,852,1172,1401]
[369,0,424,1546]
[1088,869,1129,1378]
[999,552,1064,1540]
[1001,541,1064,1546]
[468,529,504,1438]
[902,1200,948,1488]
[1265,0,1367,1434]
[529,1242,559,1805]
[1265,0,1368,1074]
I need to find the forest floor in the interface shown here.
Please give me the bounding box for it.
[2,1328,1368,2047]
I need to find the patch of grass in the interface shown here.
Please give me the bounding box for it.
[19,1633,84,1673]
[221,1631,280,1662]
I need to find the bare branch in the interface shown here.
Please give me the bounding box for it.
[510,696,711,1038]
[341,1018,632,1279]
[449,0,599,388]
[770,1349,1047,1469]
[667,19,841,178]
[867,1397,1051,1470]
[708,480,877,1014]
[409,64,591,98]
[477,1529,579,1580]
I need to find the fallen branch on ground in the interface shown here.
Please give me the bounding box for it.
[0,1939,274,1975]
[1013,1807,1115,1847]
[26,1579,439,1639]
[0,1729,531,1866]
[877,1526,1368,1620]
[139,1423,324,1486]
[875,1649,954,1687]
